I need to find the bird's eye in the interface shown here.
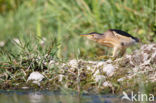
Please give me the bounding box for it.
[92,34,96,37]
[121,42,124,46]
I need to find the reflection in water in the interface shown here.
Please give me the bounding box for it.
[0,90,133,103]
[29,93,44,103]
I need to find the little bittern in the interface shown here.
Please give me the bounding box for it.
[80,29,139,57]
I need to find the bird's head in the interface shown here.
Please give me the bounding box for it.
[80,32,103,41]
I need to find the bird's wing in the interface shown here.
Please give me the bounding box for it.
[112,31,132,41]
[99,31,122,47]
[110,29,134,38]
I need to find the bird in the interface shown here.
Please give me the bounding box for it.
[80,29,139,58]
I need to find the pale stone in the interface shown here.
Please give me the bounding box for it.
[48,60,55,67]
[13,38,20,44]
[40,37,46,45]
[103,81,112,87]
[27,72,44,86]
[103,64,115,76]
[22,86,29,89]
[93,69,100,77]
[58,74,64,82]
[94,75,106,82]
[96,61,105,68]
[68,59,78,68]
[117,78,125,82]
[0,41,5,47]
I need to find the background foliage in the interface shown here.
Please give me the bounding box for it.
[0,0,155,60]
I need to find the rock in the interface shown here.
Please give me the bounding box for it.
[103,81,112,87]
[117,78,125,82]
[27,72,44,86]
[0,41,5,47]
[13,38,20,44]
[40,37,46,46]
[21,86,29,89]
[103,64,115,76]
[68,59,78,68]
[96,61,106,68]
[48,60,55,68]
[93,69,100,77]
[58,74,64,82]
[94,75,106,82]
[106,59,113,63]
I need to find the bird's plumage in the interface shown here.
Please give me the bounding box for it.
[109,29,134,39]
[109,29,139,42]
[80,29,139,57]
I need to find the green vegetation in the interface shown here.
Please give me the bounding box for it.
[0,0,155,59]
[0,0,155,96]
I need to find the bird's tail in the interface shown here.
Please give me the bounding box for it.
[134,37,139,43]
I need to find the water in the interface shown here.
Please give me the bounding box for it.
[0,90,131,103]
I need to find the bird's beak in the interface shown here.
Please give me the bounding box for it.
[80,34,91,37]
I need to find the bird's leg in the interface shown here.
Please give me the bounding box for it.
[97,47,120,60]
[112,47,118,58]
[109,47,119,60]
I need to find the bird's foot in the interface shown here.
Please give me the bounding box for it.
[110,56,116,61]
[97,56,110,60]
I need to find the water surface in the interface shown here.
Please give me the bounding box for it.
[0,90,131,103]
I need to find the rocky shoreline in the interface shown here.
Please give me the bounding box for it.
[0,44,155,94]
